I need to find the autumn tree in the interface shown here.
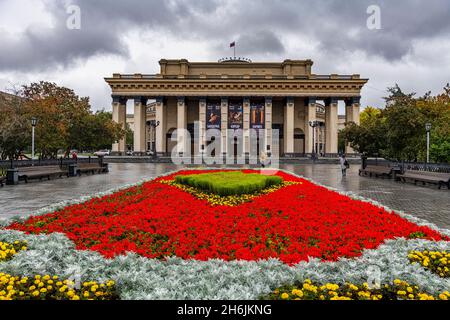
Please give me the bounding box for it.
[0,89,30,160]
[0,82,125,159]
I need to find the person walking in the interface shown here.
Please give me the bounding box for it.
[260,151,268,168]
[339,154,349,177]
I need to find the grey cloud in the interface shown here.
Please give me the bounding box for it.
[1,0,450,71]
[232,30,285,56]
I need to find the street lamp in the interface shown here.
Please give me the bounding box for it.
[147,120,160,159]
[31,117,38,161]
[425,123,432,163]
[309,120,319,160]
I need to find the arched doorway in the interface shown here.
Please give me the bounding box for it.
[294,128,305,155]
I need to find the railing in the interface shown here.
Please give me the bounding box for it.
[114,74,360,81]
[366,159,450,173]
[0,157,102,170]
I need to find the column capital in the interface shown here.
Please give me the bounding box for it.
[177,96,185,104]
[325,97,339,105]
[156,96,165,104]
[345,96,361,106]
[265,97,273,104]
[199,97,207,105]
[112,95,127,105]
[221,97,228,105]
[307,97,318,105]
[243,97,250,104]
[133,96,148,105]
[286,97,295,105]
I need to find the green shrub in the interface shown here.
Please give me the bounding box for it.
[175,171,283,196]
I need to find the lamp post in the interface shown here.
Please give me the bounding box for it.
[425,123,432,164]
[31,117,38,162]
[309,120,319,160]
[147,120,160,159]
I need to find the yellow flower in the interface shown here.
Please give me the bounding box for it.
[281,293,289,300]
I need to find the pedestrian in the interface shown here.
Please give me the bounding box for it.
[72,151,78,161]
[339,154,349,176]
[260,151,268,168]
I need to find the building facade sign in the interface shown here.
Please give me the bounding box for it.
[228,102,243,130]
[206,103,221,130]
[250,103,265,130]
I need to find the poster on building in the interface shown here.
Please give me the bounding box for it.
[206,103,221,130]
[250,103,265,130]
[228,102,243,130]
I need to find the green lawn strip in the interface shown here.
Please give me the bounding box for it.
[175,171,283,196]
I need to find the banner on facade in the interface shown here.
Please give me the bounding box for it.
[250,103,265,130]
[206,103,221,130]
[228,102,243,130]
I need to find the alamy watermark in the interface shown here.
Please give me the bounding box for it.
[169,126,280,171]
[66,4,81,30]
[367,5,382,30]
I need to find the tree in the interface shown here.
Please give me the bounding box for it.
[342,84,450,163]
[0,89,31,160]
[340,107,386,156]
[1,82,125,159]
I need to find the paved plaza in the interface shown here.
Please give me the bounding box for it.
[0,163,448,229]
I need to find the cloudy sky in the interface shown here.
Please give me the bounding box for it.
[1,0,449,114]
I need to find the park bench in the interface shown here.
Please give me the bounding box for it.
[0,175,5,187]
[359,165,394,178]
[18,165,69,183]
[396,170,450,189]
[76,162,107,176]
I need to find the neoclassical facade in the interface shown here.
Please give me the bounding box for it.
[105,58,368,157]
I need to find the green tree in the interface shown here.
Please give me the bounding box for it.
[341,107,386,156]
[342,84,450,163]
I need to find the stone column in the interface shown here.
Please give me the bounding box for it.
[199,98,207,154]
[304,97,316,155]
[265,97,273,153]
[284,97,295,156]
[325,98,339,155]
[112,96,127,155]
[133,97,147,155]
[345,96,361,154]
[243,97,251,155]
[177,96,187,154]
[155,97,166,155]
[221,97,228,156]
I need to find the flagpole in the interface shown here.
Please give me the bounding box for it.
[234,44,236,59]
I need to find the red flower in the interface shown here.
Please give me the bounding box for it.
[7,170,447,265]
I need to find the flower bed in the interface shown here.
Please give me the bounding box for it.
[6,170,447,264]
[0,241,27,262]
[0,273,118,300]
[263,279,450,301]
[408,250,449,278]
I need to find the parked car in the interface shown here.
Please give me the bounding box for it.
[94,150,110,156]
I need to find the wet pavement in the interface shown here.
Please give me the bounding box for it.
[0,163,449,229]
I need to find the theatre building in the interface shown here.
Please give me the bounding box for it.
[105,58,368,157]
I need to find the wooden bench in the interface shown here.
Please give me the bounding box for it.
[0,175,5,187]
[76,163,107,176]
[397,170,450,189]
[359,165,394,178]
[18,165,69,183]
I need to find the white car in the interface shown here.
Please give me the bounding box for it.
[94,150,110,156]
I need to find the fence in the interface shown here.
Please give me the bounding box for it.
[0,157,103,172]
[366,159,450,173]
